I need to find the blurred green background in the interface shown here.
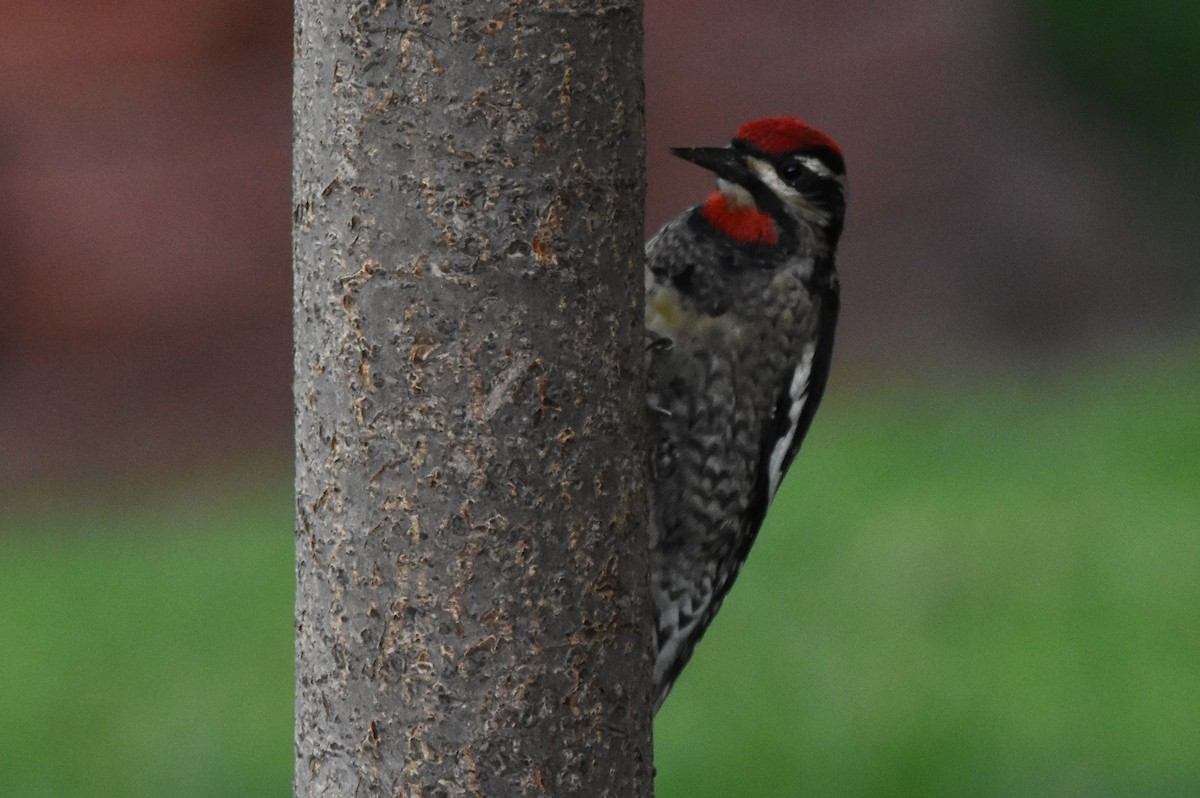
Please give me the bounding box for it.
[3,0,1200,795]
[5,351,1198,796]
[1030,0,1200,179]
[656,351,1200,797]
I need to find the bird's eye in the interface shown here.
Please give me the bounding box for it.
[777,162,805,182]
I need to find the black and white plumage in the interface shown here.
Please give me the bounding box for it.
[645,117,847,713]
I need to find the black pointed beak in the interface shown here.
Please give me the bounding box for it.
[670,146,751,184]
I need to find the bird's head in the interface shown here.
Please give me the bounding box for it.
[673,117,847,252]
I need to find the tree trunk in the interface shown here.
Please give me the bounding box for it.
[293,1,650,796]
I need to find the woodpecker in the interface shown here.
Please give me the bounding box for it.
[646,117,847,713]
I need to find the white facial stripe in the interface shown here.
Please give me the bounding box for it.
[751,156,837,229]
[800,156,849,196]
[716,178,755,209]
[767,344,815,501]
[745,155,841,230]
[751,154,846,193]
[801,156,849,198]
[798,155,833,179]
[746,156,798,200]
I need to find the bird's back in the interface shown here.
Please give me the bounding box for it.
[644,210,833,711]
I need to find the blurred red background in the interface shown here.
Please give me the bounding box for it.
[1,0,1194,483]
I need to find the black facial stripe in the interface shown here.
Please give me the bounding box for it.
[785,164,828,193]
[732,140,845,178]
[732,175,800,250]
[724,140,848,247]
[802,180,845,214]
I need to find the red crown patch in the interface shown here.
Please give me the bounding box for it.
[734,117,841,157]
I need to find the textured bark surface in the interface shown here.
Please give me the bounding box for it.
[293,1,649,795]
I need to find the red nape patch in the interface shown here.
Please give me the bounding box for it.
[701,192,778,245]
[735,117,841,156]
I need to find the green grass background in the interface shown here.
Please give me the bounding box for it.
[656,350,1200,797]
[2,349,1198,796]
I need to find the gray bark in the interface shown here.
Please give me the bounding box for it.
[293,1,649,796]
